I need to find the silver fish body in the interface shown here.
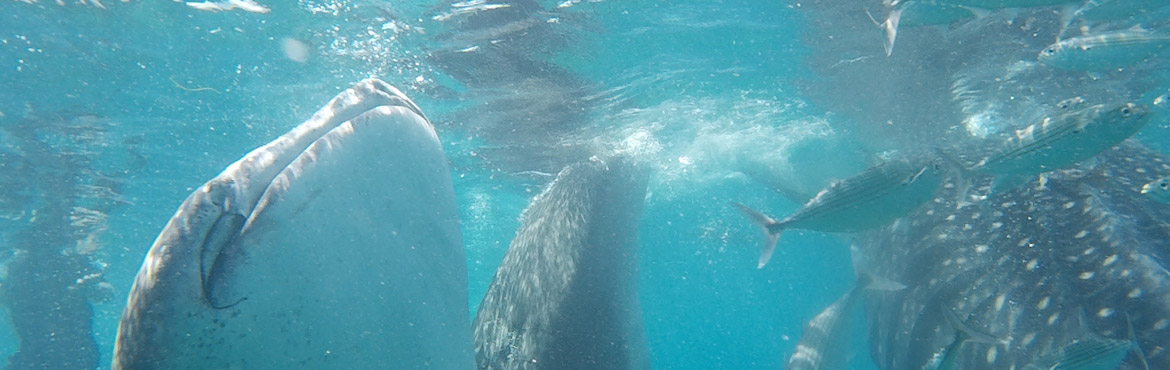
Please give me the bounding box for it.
[933,0,1079,9]
[788,275,905,370]
[780,159,943,233]
[1021,337,1135,370]
[786,286,864,370]
[735,157,942,268]
[1039,29,1170,71]
[1074,0,1170,22]
[973,102,1151,180]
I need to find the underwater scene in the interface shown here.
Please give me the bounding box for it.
[2,0,1170,369]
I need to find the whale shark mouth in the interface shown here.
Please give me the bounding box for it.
[113,79,474,370]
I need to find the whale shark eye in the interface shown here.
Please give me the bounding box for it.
[1161,179,1169,189]
[1121,106,1132,116]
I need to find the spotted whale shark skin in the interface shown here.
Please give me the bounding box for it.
[112,79,474,370]
[858,142,1170,370]
[472,157,651,370]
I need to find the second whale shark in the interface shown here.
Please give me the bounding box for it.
[858,142,1170,370]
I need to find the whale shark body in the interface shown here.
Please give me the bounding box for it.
[858,142,1170,369]
[472,157,651,370]
[112,79,474,369]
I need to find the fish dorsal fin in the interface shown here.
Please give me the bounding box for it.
[1076,307,1096,337]
[1126,314,1150,370]
[1057,96,1087,110]
[878,7,902,56]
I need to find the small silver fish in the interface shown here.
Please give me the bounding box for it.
[972,101,1151,193]
[935,0,1079,9]
[875,0,985,56]
[1038,27,1170,71]
[1021,339,1133,370]
[734,158,941,268]
[1022,312,1148,370]
[1074,0,1170,22]
[1141,177,1170,205]
[787,274,902,370]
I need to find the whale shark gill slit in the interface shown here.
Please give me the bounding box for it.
[198,211,247,309]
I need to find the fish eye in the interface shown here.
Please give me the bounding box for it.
[1121,107,1132,116]
[1162,179,1170,189]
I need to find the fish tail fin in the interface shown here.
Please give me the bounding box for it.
[882,8,901,57]
[943,308,1005,346]
[864,7,899,56]
[731,202,783,269]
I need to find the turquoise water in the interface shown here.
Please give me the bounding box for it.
[2,0,1168,369]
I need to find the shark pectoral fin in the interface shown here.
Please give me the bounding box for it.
[200,212,247,309]
[856,271,906,292]
[731,202,783,269]
[943,308,1005,346]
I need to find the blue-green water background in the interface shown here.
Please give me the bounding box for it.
[2,0,1166,369]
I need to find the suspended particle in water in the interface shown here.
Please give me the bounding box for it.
[282,38,310,63]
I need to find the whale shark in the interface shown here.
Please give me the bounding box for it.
[112,79,474,369]
[472,157,651,370]
[857,142,1170,369]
